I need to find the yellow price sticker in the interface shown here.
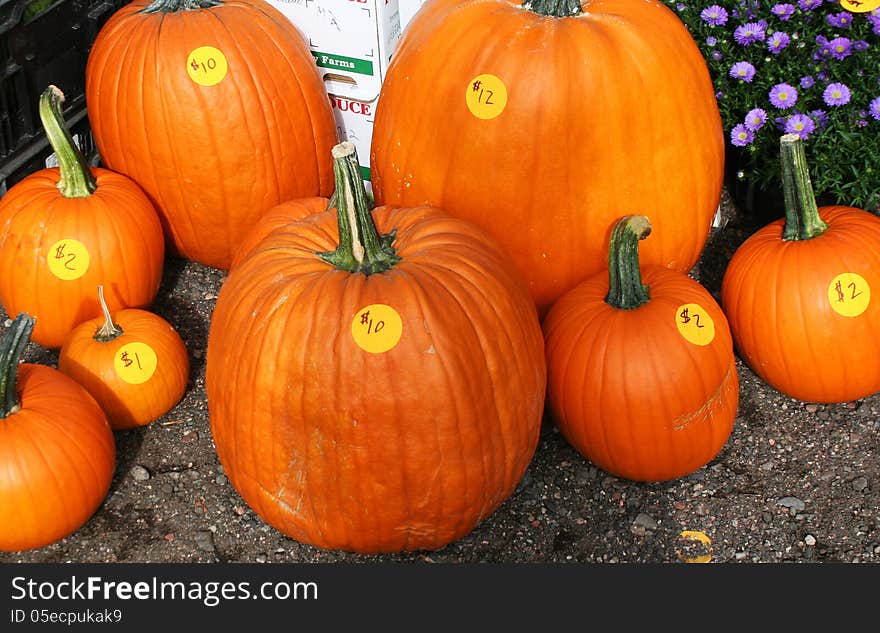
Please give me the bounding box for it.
[114,342,158,385]
[465,74,508,120]
[677,530,712,564]
[828,272,870,317]
[47,238,89,280]
[840,0,880,13]
[351,304,403,354]
[675,303,715,346]
[186,46,228,87]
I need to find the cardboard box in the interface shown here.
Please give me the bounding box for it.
[266,0,406,189]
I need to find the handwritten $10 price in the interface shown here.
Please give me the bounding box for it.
[351,304,403,354]
[186,46,228,87]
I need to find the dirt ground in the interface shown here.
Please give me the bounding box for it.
[2,188,878,565]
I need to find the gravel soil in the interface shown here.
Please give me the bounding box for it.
[1,188,878,565]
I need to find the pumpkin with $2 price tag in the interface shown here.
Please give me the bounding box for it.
[207,142,546,553]
[0,314,116,552]
[0,86,164,349]
[58,286,190,430]
[85,0,338,270]
[370,0,724,315]
[721,134,880,404]
[543,215,738,482]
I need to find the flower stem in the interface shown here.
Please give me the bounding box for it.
[522,0,583,17]
[141,0,221,12]
[94,285,124,342]
[780,133,827,241]
[605,215,651,310]
[318,142,400,275]
[0,314,36,418]
[39,86,96,198]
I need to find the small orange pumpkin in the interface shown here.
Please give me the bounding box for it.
[543,215,738,482]
[0,313,116,552]
[721,134,880,403]
[58,286,190,430]
[0,86,164,349]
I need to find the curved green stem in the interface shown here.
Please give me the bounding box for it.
[0,314,36,418]
[318,142,400,275]
[39,86,96,198]
[141,0,221,12]
[780,133,827,241]
[605,215,651,310]
[94,285,123,343]
[522,0,583,17]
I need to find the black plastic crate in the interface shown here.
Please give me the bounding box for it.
[0,0,130,192]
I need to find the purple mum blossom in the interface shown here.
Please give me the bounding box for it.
[870,96,880,121]
[826,12,853,28]
[712,49,724,61]
[706,36,718,46]
[730,124,754,147]
[784,113,817,139]
[733,22,766,46]
[771,3,795,20]
[768,31,791,54]
[729,61,756,82]
[800,76,815,89]
[810,109,829,128]
[816,70,829,82]
[823,82,851,107]
[829,37,852,60]
[853,41,869,52]
[769,83,798,109]
[700,5,728,26]
[744,108,768,131]
[676,2,685,10]
[798,0,821,10]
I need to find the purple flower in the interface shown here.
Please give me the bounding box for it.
[771,3,795,20]
[700,5,728,26]
[729,61,756,82]
[810,109,829,129]
[768,31,791,54]
[730,124,754,147]
[769,83,799,109]
[784,113,817,139]
[734,22,766,46]
[798,0,821,10]
[871,13,880,36]
[823,82,851,107]
[706,36,718,46]
[870,96,880,121]
[744,108,768,131]
[676,2,685,10]
[829,37,852,60]
[826,12,853,28]
[853,41,870,52]
[800,75,815,89]
[816,70,829,83]
[712,49,724,61]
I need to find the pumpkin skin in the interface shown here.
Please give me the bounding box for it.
[0,87,164,349]
[207,144,546,553]
[721,140,880,403]
[0,314,116,552]
[58,289,190,430]
[371,0,724,316]
[85,0,338,270]
[543,216,738,482]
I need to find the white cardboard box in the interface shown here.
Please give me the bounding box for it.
[266,0,410,188]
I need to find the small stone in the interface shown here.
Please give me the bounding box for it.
[761,512,773,524]
[215,474,227,485]
[192,349,204,359]
[805,403,818,413]
[164,533,174,542]
[194,531,214,552]
[735,552,748,561]
[776,496,805,512]
[233,505,247,516]
[181,430,199,443]
[255,554,267,563]
[130,465,151,482]
[633,513,658,530]
[804,535,817,546]
[852,477,868,491]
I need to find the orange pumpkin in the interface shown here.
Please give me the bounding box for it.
[371,0,724,316]
[207,142,546,553]
[85,0,339,270]
[0,86,164,349]
[58,286,190,430]
[721,134,880,404]
[0,314,116,551]
[543,215,738,482]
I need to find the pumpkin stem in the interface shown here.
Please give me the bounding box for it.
[318,142,400,275]
[522,0,583,18]
[605,215,651,310]
[39,85,96,198]
[141,0,221,13]
[780,133,828,241]
[94,285,124,342]
[0,314,36,418]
